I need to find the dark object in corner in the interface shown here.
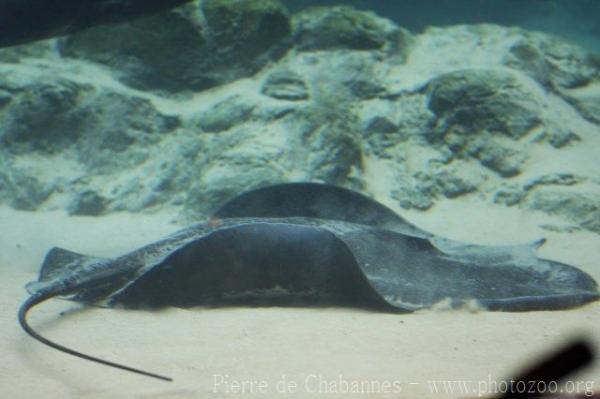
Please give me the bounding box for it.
[499,338,595,399]
[0,0,192,48]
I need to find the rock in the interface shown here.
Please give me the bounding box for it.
[494,174,598,233]
[199,0,292,90]
[414,170,477,200]
[365,116,398,135]
[493,185,525,206]
[67,190,107,216]
[467,138,527,177]
[429,171,477,199]
[391,168,478,211]
[523,173,585,190]
[197,96,255,132]
[109,153,196,213]
[261,69,309,101]
[504,33,600,125]
[494,173,586,206]
[0,39,57,62]
[75,90,180,159]
[560,83,600,125]
[59,6,209,93]
[1,75,180,165]
[542,126,581,148]
[526,188,600,233]
[302,120,363,184]
[427,69,542,140]
[292,6,412,55]
[539,224,580,234]
[0,80,89,153]
[0,168,52,211]
[60,0,291,93]
[185,154,286,216]
[503,38,553,87]
[426,69,543,176]
[392,185,433,210]
[580,211,600,233]
[504,32,600,90]
[299,50,381,104]
[361,115,404,157]
[346,78,386,99]
[0,89,11,107]
[0,70,181,212]
[202,0,291,61]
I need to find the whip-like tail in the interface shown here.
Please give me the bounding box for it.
[18,293,172,382]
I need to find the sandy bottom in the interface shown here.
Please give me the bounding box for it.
[1,203,599,399]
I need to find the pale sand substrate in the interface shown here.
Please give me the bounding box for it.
[1,203,598,399]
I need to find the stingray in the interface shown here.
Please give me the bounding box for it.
[19,182,599,381]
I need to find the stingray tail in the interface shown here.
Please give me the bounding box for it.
[18,293,173,382]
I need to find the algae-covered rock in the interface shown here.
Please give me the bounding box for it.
[292,6,412,55]
[493,174,598,233]
[0,167,52,211]
[60,7,209,93]
[261,69,309,101]
[68,190,108,216]
[527,189,600,233]
[0,79,90,153]
[184,152,286,216]
[202,0,291,58]
[426,69,542,176]
[523,173,585,190]
[1,74,179,165]
[60,0,291,93]
[306,125,363,184]
[196,96,255,133]
[427,69,542,140]
[504,32,600,90]
[392,186,433,211]
[390,166,479,211]
[560,83,600,125]
[493,184,526,207]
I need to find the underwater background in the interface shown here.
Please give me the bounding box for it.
[0,0,599,398]
[0,0,599,223]
[286,0,600,48]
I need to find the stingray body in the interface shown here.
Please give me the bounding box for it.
[19,183,600,381]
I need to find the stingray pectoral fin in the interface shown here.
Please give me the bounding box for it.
[38,247,108,282]
[39,247,90,279]
[27,247,94,295]
[480,292,600,311]
[25,280,53,296]
[430,237,548,267]
[332,227,599,311]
